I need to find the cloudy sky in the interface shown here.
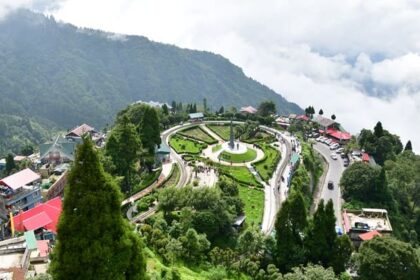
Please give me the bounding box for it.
[2,0,420,151]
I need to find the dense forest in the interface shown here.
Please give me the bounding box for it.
[0,9,301,156]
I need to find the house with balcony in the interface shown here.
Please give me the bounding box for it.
[0,168,42,213]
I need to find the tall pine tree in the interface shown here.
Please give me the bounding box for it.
[51,137,146,280]
[275,192,308,272]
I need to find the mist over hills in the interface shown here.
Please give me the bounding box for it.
[0,10,301,155]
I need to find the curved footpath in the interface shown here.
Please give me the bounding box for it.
[313,142,345,231]
[128,121,294,233]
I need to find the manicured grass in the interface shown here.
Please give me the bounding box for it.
[169,135,207,154]
[206,124,243,141]
[253,144,281,182]
[161,163,180,188]
[178,126,217,144]
[238,186,264,226]
[219,148,257,163]
[212,144,222,152]
[217,165,261,187]
[241,131,276,144]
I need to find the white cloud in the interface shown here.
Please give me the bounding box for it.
[10,0,420,151]
[0,0,63,18]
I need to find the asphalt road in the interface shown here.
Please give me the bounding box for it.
[314,142,345,230]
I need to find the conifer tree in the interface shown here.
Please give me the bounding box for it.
[139,106,161,155]
[331,114,336,120]
[275,192,308,272]
[374,121,384,138]
[404,140,413,151]
[319,109,323,115]
[5,153,16,175]
[50,138,146,280]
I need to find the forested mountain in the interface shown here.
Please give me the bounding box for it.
[0,10,301,156]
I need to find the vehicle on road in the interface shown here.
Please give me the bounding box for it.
[331,153,338,160]
[330,143,339,150]
[340,152,347,158]
[343,159,349,167]
[328,180,334,190]
[336,147,344,153]
[335,226,343,235]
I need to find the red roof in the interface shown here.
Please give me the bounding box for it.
[13,197,62,233]
[296,115,310,121]
[67,123,95,137]
[0,168,40,190]
[359,230,382,241]
[326,128,352,140]
[37,240,50,257]
[362,153,370,162]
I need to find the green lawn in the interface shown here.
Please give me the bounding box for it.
[238,186,264,227]
[241,131,276,144]
[169,135,207,154]
[206,124,242,141]
[217,165,261,187]
[212,144,222,152]
[219,148,257,163]
[253,144,281,182]
[178,126,217,144]
[161,163,180,188]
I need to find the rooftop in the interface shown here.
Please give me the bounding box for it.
[359,230,382,241]
[326,128,352,140]
[13,197,62,233]
[66,123,95,137]
[314,115,336,128]
[240,106,257,114]
[0,169,40,191]
[189,112,204,119]
[343,208,392,233]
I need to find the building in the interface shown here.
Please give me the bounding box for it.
[295,115,310,121]
[0,169,42,212]
[39,136,78,165]
[12,197,62,241]
[0,230,51,278]
[342,208,392,247]
[314,115,337,131]
[65,123,96,139]
[275,116,290,128]
[188,112,204,123]
[314,115,352,143]
[155,142,171,164]
[240,106,258,115]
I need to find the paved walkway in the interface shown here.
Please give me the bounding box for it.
[199,124,224,142]
[202,143,265,166]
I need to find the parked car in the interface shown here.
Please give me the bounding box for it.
[336,147,344,153]
[312,132,320,138]
[330,143,339,150]
[340,152,348,158]
[328,180,334,190]
[325,139,333,145]
[343,159,349,167]
[331,153,338,160]
[316,136,323,142]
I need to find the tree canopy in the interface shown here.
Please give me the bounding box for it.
[354,237,420,280]
[50,138,146,280]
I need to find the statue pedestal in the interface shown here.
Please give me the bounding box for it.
[221,142,247,154]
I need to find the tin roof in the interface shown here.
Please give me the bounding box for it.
[0,168,40,190]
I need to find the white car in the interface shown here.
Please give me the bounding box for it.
[331,153,338,160]
[316,136,323,142]
[325,139,333,145]
[336,147,344,153]
[330,143,339,150]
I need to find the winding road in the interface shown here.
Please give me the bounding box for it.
[313,142,345,230]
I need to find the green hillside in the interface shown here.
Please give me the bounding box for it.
[0,10,301,155]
